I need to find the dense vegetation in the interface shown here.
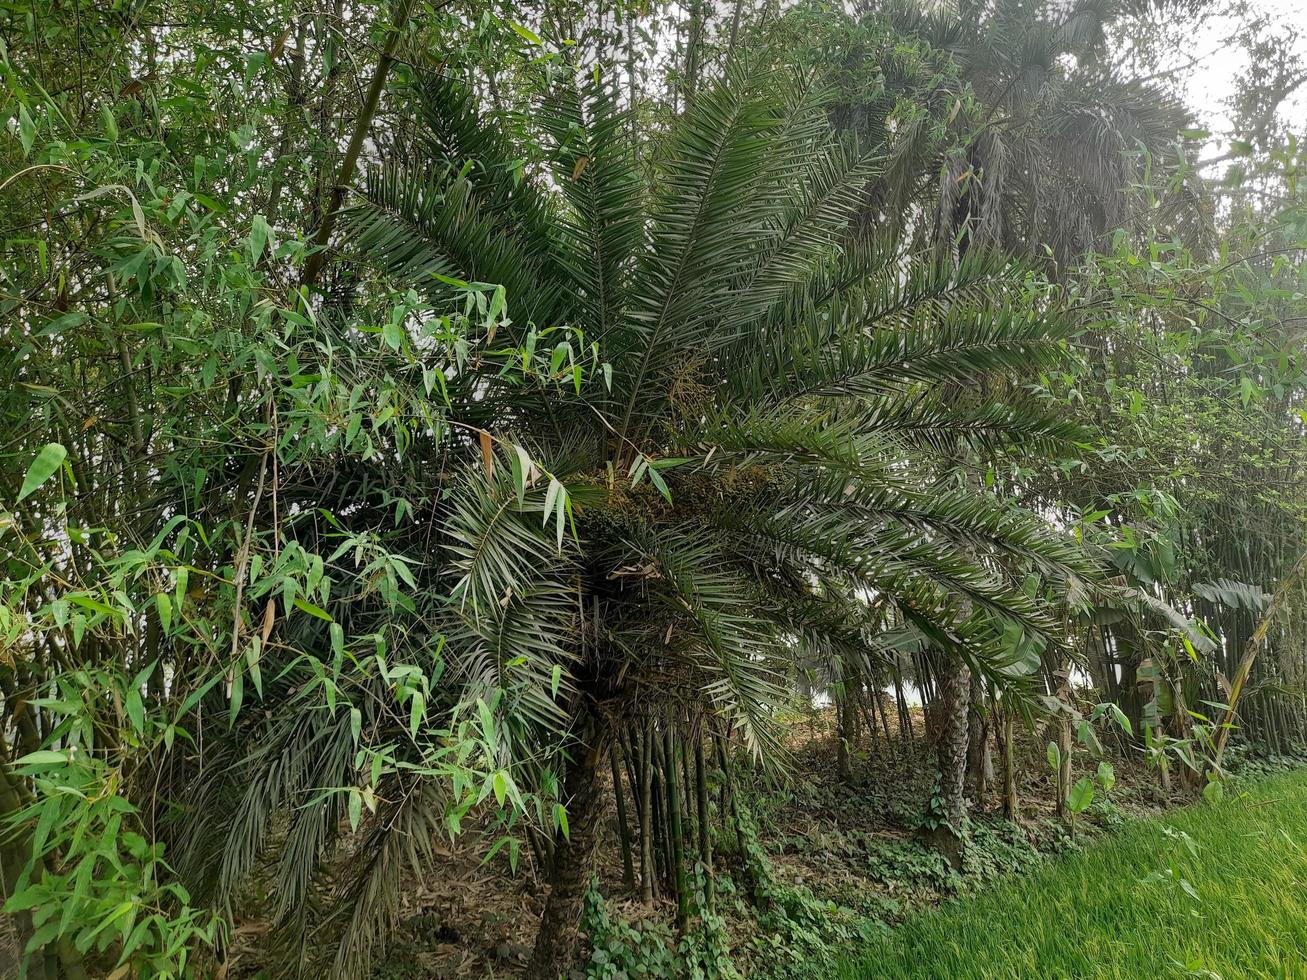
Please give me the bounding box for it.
[0,0,1304,977]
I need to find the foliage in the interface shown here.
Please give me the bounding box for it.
[5,745,219,977]
[0,0,1305,975]
[580,878,681,980]
[837,771,1307,979]
[580,868,738,980]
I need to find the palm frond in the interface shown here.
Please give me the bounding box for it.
[613,59,807,441]
[326,778,447,980]
[537,65,643,343]
[610,528,789,762]
[406,74,559,260]
[767,297,1076,404]
[343,167,563,327]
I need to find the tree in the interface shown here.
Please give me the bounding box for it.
[342,54,1092,971]
[782,0,1209,267]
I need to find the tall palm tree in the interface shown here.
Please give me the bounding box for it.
[340,55,1093,973]
[824,0,1211,266]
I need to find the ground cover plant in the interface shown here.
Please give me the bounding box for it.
[836,768,1307,979]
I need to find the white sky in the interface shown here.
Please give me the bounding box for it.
[1171,0,1306,148]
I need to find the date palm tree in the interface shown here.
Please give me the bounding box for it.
[338,55,1095,973]
[828,0,1209,265]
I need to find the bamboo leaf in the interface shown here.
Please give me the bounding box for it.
[18,443,66,501]
[292,598,334,622]
[509,21,543,45]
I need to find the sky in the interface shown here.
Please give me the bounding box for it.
[1171,0,1306,151]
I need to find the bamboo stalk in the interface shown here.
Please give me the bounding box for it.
[1001,698,1019,822]
[638,721,655,904]
[664,726,687,929]
[1213,549,1307,768]
[679,723,698,859]
[610,742,636,890]
[301,0,415,289]
[651,723,671,890]
[694,732,714,913]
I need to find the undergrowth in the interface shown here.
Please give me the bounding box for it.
[836,769,1307,979]
[580,792,1057,979]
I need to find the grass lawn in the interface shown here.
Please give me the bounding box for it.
[835,770,1307,979]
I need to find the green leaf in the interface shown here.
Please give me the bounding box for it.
[13,750,69,768]
[1108,703,1133,735]
[347,787,362,831]
[1097,761,1115,792]
[69,593,116,618]
[1068,776,1095,813]
[1203,778,1224,804]
[229,669,243,726]
[155,592,172,633]
[18,443,66,501]
[1076,719,1101,754]
[408,690,425,736]
[647,463,672,503]
[511,445,531,504]
[125,688,144,735]
[510,21,543,45]
[99,104,118,142]
[246,638,263,699]
[248,214,272,265]
[193,192,227,213]
[543,477,561,527]
[175,565,189,616]
[554,802,570,840]
[1046,741,1061,771]
[292,597,334,622]
[18,104,35,155]
[477,698,497,749]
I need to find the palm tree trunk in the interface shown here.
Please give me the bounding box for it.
[529,715,611,978]
[1001,698,1019,821]
[938,659,970,827]
[929,657,970,868]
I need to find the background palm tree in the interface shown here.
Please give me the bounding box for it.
[791,0,1212,266]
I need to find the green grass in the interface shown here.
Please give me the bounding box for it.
[835,770,1307,979]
